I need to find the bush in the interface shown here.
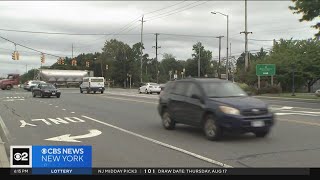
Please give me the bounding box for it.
[236,83,257,95]
[257,85,282,94]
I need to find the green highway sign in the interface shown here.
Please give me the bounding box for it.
[256,64,276,76]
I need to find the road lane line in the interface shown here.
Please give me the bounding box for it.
[55,106,59,108]
[81,115,232,168]
[0,114,11,142]
[71,112,75,114]
[49,104,53,106]
[62,109,66,111]
[101,96,157,105]
[278,118,320,127]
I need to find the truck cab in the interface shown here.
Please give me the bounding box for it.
[0,74,20,90]
[80,77,105,94]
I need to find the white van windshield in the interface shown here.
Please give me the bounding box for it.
[91,79,104,82]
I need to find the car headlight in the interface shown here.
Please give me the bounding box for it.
[44,90,49,92]
[219,106,240,115]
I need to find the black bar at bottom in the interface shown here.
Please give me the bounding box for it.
[0,168,313,175]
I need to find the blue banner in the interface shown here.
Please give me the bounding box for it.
[32,145,92,175]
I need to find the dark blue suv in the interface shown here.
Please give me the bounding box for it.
[158,78,275,141]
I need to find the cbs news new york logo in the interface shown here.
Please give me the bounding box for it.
[10,146,32,168]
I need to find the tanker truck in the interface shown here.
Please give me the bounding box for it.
[37,69,93,88]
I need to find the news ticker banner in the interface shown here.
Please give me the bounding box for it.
[8,145,319,175]
[5,168,320,175]
[10,145,92,175]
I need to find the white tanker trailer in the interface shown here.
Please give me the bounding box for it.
[38,69,93,87]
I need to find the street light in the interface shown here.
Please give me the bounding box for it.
[211,11,229,80]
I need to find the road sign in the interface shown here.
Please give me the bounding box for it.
[173,74,177,79]
[256,64,276,76]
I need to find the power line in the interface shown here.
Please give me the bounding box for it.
[146,1,208,22]
[144,1,187,15]
[0,35,62,58]
[145,1,200,20]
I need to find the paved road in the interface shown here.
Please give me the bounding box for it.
[1,88,320,167]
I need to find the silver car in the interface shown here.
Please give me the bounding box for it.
[315,89,320,97]
[24,80,46,91]
[138,82,161,94]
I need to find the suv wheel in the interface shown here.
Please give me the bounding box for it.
[162,110,175,130]
[32,92,36,97]
[203,115,222,141]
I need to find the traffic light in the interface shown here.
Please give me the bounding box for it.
[12,52,16,60]
[41,53,45,64]
[72,59,77,66]
[12,51,19,60]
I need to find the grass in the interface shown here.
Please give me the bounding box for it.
[259,93,320,100]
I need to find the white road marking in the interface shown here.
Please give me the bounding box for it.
[49,104,52,106]
[0,114,11,141]
[71,112,75,114]
[45,129,102,142]
[19,117,86,128]
[81,115,232,168]
[55,106,59,108]
[62,109,66,111]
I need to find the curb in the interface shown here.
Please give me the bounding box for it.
[0,136,9,168]
[0,114,10,168]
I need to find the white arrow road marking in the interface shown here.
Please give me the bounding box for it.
[45,129,102,142]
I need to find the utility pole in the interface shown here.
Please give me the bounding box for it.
[153,33,161,83]
[72,43,74,59]
[240,0,252,72]
[226,15,229,80]
[140,15,146,83]
[198,43,201,77]
[217,36,224,79]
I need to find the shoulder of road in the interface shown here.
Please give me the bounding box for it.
[0,136,9,168]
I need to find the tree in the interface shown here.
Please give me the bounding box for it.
[188,42,213,77]
[289,0,320,37]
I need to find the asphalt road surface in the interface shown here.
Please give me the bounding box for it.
[1,88,320,168]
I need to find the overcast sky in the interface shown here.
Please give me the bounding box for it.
[0,1,318,77]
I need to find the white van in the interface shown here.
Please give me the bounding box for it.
[80,77,105,94]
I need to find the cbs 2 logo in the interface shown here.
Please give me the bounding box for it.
[14,152,29,161]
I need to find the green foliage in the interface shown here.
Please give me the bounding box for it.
[257,85,282,94]
[235,39,320,93]
[289,0,320,37]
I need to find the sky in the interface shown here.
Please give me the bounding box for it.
[0,0,319,77]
